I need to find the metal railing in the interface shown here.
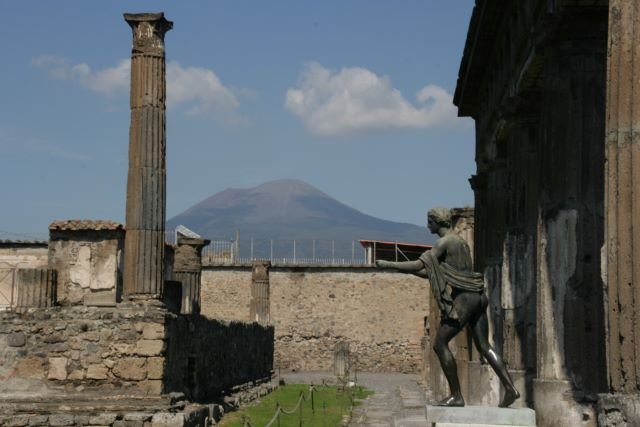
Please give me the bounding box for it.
[166,231,370,266]
[203,238,369,266]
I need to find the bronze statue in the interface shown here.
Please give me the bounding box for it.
[376,207,520,408]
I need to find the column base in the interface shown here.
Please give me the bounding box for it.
[533,379,596,427]
[507,369,528,408]
[467,360,501,406]
[597,393,640,426]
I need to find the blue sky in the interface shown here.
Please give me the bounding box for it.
[0,1,475,240]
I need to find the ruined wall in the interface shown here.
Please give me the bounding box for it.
[201,266,429,373]
[0,243,48,309]
[48,222,124,306]
[164,315,274,402]
[0,243,48,268]
[201,270,251,321]
[0,305,274,403]
[0,305,167,397]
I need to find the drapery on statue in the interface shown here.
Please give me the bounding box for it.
[376,207,520,408]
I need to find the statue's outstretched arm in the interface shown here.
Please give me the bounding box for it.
[375,259,423,272]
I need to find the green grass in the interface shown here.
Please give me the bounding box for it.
[218,384,373,427]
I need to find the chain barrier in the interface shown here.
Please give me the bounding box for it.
[241,379,354,427]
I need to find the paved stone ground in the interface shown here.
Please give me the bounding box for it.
[281,372,427,427]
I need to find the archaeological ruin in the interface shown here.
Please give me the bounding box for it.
[0,13,273,427]
[454,0,640,426]
[4,3,640,427]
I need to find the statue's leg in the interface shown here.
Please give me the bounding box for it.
[468,296,520,407]
[433,321,465,406]
[432,292,484,407]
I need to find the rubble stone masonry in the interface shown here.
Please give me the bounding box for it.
[201,266,429,373]
[0,305,273,404]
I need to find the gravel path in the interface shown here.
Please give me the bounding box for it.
[280,372,427,427]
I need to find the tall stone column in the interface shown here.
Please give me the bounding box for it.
[599,1,640,423]
[122,13,172,299]
[534,13,607,426]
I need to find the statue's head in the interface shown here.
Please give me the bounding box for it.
[427,207,452,233]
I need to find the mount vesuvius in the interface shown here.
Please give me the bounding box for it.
[167,179,432,244]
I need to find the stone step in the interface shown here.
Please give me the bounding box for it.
[0,393,179,414]
[425,405,536,426]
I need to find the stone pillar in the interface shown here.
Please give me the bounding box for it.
[250,261,271,324]
[333,341,350,378]
[533,12,608,426]
[122,13,173,299]
[15,269,56,310]
[599,1,640,423]
[174,236,209,314]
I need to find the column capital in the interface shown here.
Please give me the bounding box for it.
[124,12,173,56]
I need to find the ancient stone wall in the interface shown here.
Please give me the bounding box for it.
[201,266,429,373]
[164,315,274,402]
[0,305,274,403]
[0,243,48,268]
[48,221,124,306]
[0,242,48,309]
[0,305,167,397]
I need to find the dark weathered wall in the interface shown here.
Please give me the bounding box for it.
[455,1,609,424]
[164,315,274,402]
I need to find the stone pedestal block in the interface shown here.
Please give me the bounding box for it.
[532,379,595,427]
[597,393,640,426]
[425,405,536,426]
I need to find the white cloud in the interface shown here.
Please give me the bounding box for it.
[31,56,129,96]
[32,56,241,118]
[166,63,239,115]
[285,62,458,136]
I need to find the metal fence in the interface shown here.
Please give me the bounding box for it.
[166,230,370,266]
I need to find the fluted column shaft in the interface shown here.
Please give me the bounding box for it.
[604,0,640,393]
[122,13,172,298]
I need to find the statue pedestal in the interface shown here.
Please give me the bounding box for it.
[425,405,536,426]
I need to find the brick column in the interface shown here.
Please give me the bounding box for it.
[122,13,172,298]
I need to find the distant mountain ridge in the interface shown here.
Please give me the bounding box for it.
[167,179,432,245]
